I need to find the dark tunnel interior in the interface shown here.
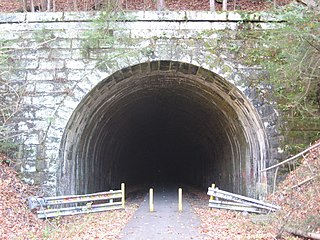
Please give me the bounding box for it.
[104,89,226,188]
[58,61,268,197]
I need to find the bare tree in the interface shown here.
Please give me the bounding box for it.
[210,0,215,11]
[157,0,165,11]
[296,0,319,8]
[47,0,51,11]
[93,0,123,11]
[30,0,35,12]
[222,0,227,11]
[73,0,78,11]
[41,0,51,11]
[20,0,27,12]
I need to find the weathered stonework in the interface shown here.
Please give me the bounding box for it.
[0,11,288,197]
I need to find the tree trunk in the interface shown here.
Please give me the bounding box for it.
[222,0,227,11]
[40,0,48,11]
[47,0,51,11]
[73,0,78,11]
[209,0,215,11]
[21,0,27,12]
[30,0,35,12]
[157,0,165,11]
[285,228,320,240]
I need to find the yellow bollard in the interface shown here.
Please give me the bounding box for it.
[149,188,154,212]
[121,183,125,208]
[209,183,215,210]
[210,183,215,201]
[178,188,183,212]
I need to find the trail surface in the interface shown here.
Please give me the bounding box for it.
[120,186,204,240]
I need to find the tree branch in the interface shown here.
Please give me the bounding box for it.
[290,175,317,189]
[304,37,320,52]
[261,142,320,172]
[285,227,320,240]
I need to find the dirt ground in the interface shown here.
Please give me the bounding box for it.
[1,140,319,239]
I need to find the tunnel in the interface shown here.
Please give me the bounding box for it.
[57,61,268,197]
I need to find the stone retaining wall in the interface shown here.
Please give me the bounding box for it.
[0,11,287,195]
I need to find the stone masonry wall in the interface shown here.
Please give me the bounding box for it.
[0,11,286,195]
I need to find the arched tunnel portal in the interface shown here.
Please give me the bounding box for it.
[57,61,268,197]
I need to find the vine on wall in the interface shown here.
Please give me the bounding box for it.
[0,40,26,160]
[197,4,319,153]
[238,4,320,152]
[80,4,157,71]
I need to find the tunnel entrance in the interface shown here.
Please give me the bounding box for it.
[57,61,268,197]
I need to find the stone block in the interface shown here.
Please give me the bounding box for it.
[33,172,48,185]
[67,70,85,81]
[84,60,99,70]
[227,12,242,21]
[50,49,72,59]
[0,31,21,40]
[0,13,26,23]
[71,39,83,49]
[71,49,83,59]
[2,70,27,81]
[65,59,86,69]
[47,38,72,49]
[38,59,65,70]
[26,12,64,23]
[52,29,79,39]
[27,70,55,81]
[63,11,97,22]
[36,157,47,172]
[17,59,39,70]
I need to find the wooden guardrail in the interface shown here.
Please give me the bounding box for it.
[28,183,125,219]
[207,186,280,214]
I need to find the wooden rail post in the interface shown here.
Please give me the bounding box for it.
[178,188,183,212]
[121,183,125,208]
[210,183,215,210]
[149,188,154,212]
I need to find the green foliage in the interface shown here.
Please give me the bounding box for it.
[0,40,11,68]
[81,4,135,69]
[0,40,12,145]
[33,27,55,43]
[0,140,17,163]
[244,3,320,119]
[0,38,23,156]
[244,4,320,153]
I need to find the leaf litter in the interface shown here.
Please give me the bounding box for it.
[1,138,319,239]
[188,139,320,239]
[0,0,293,12]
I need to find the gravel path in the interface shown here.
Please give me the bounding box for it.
[119,186,204,240]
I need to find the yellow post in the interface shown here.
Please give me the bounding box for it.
[178,188,183,212]
[149,188,154,212]
[210,183,215,201]
[121,183,125,208]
